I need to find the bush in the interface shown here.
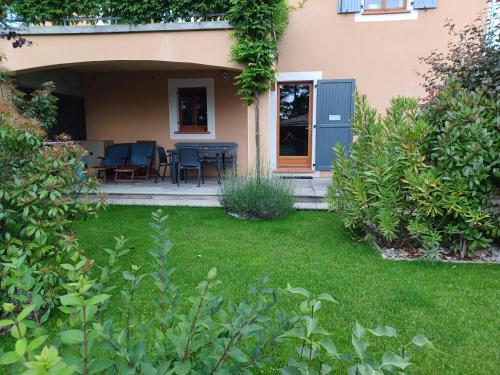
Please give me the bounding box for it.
[0,210,433,374]
[219,173,294,219]
[328,89,499,258]
[0,105,104,322]
[422,81,499,255]
[418,20,499,99]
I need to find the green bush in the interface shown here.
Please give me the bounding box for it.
[0,210,433,374]
[328,89,499,258]
[0,106,104,323]
[219,173,294,219]
[422,81,499,255]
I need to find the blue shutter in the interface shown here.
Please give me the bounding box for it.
[337,0,362,14]
[413,0,438,10]
[315,79,355,171]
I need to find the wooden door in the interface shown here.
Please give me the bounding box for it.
[277,81,313,170]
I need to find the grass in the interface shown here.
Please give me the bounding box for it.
[73,206,500,374]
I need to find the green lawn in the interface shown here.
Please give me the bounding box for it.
[74,206,500,374]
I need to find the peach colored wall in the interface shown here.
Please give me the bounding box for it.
[280,0,487,111]
[81,70,249,171]
[0,29,240,73]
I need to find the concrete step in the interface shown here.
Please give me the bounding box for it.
[103,196,328,210]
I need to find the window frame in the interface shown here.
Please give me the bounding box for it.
[168,78,216,140]
[177,87,209,134]
[363,0,409,15]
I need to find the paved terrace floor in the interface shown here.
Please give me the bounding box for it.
[95,177,330,210]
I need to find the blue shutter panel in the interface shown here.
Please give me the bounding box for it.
[413,0,438,9]
[315,80,355,171]
[337,0,362,14]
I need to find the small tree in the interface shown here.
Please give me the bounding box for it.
[229,0,289,178]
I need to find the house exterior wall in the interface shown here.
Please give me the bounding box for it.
[0,0,489,173]
[278,0,486,111]
[81,70,249,171]
[0,28,239,73]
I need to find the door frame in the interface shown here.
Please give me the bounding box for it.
[276,80,314,170]
[268,71,323,172]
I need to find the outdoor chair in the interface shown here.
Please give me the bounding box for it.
[177,147,204,187]
[155,146,174,183]
[95,143,130,182]
[114,143,155,182]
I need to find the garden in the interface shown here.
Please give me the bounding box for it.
[1,0,499,374]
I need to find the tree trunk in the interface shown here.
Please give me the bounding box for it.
[254,91,261,182]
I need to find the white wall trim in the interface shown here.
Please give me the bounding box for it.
[355,1,418,22]
[168,78,216,140]
[268,71,322,172]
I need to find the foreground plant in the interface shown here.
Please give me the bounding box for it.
[0,104,104,324]
[0,210,432,374]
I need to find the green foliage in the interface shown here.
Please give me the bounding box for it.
[8,0,231,25]
[282,285,433,374]
[422,81,499,255]
[0,210,432,374]
[219,173,295,219]
[228,0,289,104]
[328,89,499,258]
[418,21,500,99]
[0,106,104,324]
[12,81,58,131]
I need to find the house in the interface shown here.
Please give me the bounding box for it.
[0,0,492,177]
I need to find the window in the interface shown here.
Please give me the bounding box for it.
[364,0,408,14]
[177,87,208,133]
[168,78,216,140]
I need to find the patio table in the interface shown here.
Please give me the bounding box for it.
[174,142,238,184]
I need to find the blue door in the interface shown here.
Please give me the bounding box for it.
[315,79,355,170]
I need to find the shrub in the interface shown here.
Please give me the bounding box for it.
[418,20,500,99]
[0,210,433,374]
[328,89,499,258]
[0,105,104,322]
[219,173,294,219]
[422,81,499,255]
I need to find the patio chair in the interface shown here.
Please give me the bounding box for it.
[177,147,204,187]
[95,143,130,181]
[155,146,174,183]
[114,143,155,182]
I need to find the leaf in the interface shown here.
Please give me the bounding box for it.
[0,319,13,328]
[317,293,338,304]
[17,304,36,321]
[411,335,434,349]
[280,366,302,375]
[0,351,21,365]
[173,361,191,375]
[286,283,310,298]
[26,335,48,353]
[60,329,84,345]
[382,351,411,369]
[89,359,114,374]
[86,294,111,306]
[319,338,340,357]
[279,327,306,340]
[368,326,397,337]
[229,348,249,363]
[15,338,27,356]
[305,317,318,337]
[60,293,83,306]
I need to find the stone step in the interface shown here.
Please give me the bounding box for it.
[103,197,328,210]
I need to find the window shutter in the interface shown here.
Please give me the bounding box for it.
[337,0,362,14]
[413,0,438,10]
